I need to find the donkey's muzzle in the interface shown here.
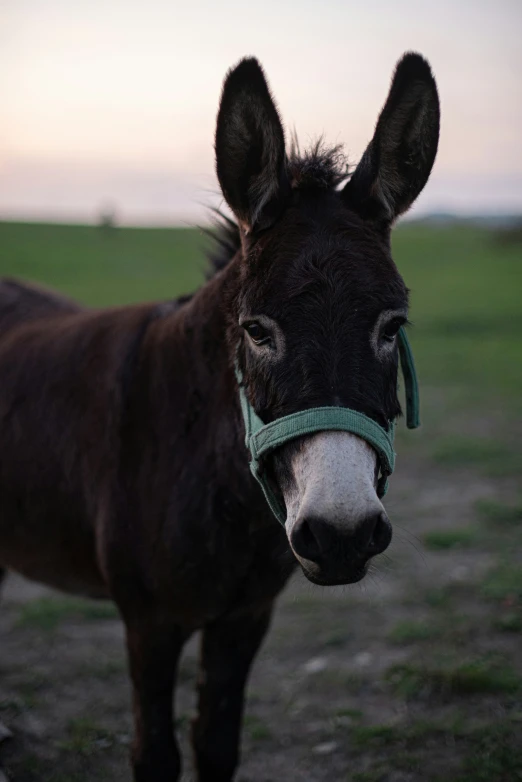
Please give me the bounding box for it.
[290,511,392,584]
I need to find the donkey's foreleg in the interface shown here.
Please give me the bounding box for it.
[192,605,273,782]
[124,614,187,782]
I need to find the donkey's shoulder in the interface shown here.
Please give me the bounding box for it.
[0,277,82,332]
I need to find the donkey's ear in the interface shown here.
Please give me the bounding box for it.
[342,53,440,223]
[215,57,290,232]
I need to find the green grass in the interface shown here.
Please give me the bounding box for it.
[386,657,520,698]
[476,499,522,528]
[15,672,48,705]
[455,721,522,782]
[482,563,522,603]
[0,221,207,307]
[0,671,49,713]
[16,596,119,632]
[423,586,453,608]
[351,718,522,782]
[306,669,364,695]
[76,658,127,679]
[58,717,114,756]
[392,224,522,408]
[5,754,87,782]
[0,695,26,716]
[4,753,53,780]
[430,437,522,476]
[323,630,353,647]
[422,527,480,550]
[351,724,398,747]
[349,715,468,747]
[244,714,272,741]
[335,707,363,720]
[388,619,440,643]
[422,582,472,609]
[493,612,522,633]
[352,771,387,782]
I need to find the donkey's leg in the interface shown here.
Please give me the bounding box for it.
[125,614,187,782]
[192,605,273,782]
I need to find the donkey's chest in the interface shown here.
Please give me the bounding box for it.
[144,512,296,625]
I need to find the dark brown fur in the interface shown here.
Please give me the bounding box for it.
[0,53,439,781]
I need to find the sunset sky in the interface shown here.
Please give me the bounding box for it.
[1,0,521,224]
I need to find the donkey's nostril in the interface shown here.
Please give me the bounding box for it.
[367,511,392,555]
[290,511,392,565]
[290,516,326,561]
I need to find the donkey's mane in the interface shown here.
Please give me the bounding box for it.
[207,140,350,276]
[206,211,241,276]
[287,139,349,192]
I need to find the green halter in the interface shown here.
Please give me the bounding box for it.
[236,327,420,525]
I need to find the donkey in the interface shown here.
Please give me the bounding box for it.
[0,53,439,781]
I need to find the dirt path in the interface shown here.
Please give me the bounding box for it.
[1,448,521,782]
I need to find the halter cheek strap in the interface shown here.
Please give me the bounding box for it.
[236,326,420,526]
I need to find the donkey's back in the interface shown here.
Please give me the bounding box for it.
[0,277,81,332]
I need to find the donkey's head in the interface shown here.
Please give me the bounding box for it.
[216,54,439,585]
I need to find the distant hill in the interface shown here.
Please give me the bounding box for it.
[409,212,522,229]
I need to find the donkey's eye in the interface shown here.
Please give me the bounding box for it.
[244,322,271,346]
[382,318,403,343]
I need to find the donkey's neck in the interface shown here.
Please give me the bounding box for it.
[136,260,271,530]
[174,262,236,405]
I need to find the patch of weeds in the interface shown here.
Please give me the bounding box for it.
[455,721,522,781]
[309,669,364,694]
[352,770,387,782]
[423,581,473,609]
[323,630,352,648]
[482,563,522,603]
[406,714,467,740]
[351,724,398,747]
[431,437,522,477]
[392,751,423,772]
[386,657,520,698]
[17,596,118,632]
[13,672,48,708]
[424,585,454,608]
[57,717,114,757]
[493,612,522,633]
[349,716,519,782]
[335,707,363,720]
[77,658,126,679]
[46,773,85,782]
[422,527,480,550]
[352,715,466,749]
[51,777,84,782]
[244,714,272,741]
[475,498,522,529]
[0,695,25,716]
[349,720,457,781]
[5,752,50,779]
[388,619,440,643]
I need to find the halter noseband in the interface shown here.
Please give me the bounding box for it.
[236,327,420,525]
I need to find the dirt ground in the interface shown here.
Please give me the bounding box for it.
[1,432,521,782]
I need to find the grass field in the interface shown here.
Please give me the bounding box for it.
[1,219,521,782]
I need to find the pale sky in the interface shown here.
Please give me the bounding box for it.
[1,0,521,224]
